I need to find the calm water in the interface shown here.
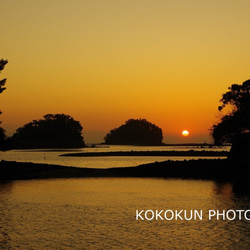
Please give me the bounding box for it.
[0,178,249,249]
[0,145,229,169]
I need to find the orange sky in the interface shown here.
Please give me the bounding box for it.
[1,0,250,143]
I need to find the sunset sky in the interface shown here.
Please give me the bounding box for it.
[1,0,250,144]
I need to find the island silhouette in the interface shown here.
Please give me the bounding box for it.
[104,118,163,146]
[11,114,85,149]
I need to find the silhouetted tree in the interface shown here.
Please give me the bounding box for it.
[0,59,8,149]
[211,79,250,145]
[12,114,85,148]
[0,59,8,118]
[0,59,7,94]
[104,118,163,145]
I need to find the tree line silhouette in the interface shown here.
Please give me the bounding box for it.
[12,114,85,148]
[211,79,250,159]
[104,118,163,145]
[1,58,250,150]
[211,79,250,145]
[8,116,163,148]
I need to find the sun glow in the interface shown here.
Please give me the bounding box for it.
[182,130,189,136]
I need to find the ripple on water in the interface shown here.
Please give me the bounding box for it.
[0,178,249,249]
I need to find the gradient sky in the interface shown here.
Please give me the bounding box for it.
[1,0,250,143]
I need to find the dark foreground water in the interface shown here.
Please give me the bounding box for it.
[0,178,249,249]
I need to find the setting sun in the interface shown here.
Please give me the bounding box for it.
[182,130,189,136]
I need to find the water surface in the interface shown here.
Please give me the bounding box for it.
[0,145,229,169]
[0,178,249,249]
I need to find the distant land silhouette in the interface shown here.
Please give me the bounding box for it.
[104,118,163,146]
[11,114,85,149]
[60,150,228,157]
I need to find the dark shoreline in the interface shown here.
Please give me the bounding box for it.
[0,158,249,183]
